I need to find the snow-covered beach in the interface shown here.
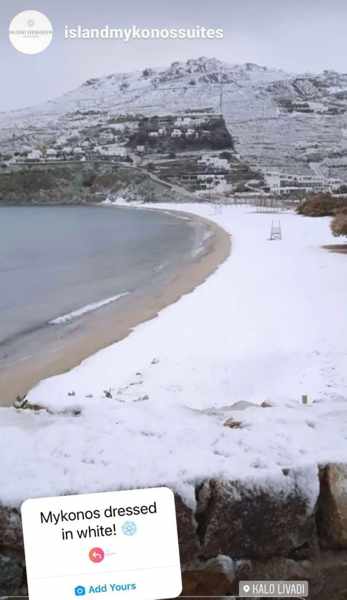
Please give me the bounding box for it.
[1,203,347,508]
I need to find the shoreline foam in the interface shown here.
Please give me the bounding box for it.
[49,292,129,325]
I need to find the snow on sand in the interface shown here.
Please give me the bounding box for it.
[1,205,347,507]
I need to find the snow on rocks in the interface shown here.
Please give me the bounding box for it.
[174,494,200,564]
[197,466,319,559]
[319,464,347,548]
[0,507,23,551]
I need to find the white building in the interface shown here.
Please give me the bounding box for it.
[175,117,192,127]
[96,144,127,158]
[197,174,226,189]
[20,145,32,156]
[198,155,229,171]
[27,149,43,162]
[327,178,342,191]
[56,136,68,147]
[171,129,183,138]
[264,172,281,194]
[46,148,57,159]
[99,133,115,144]
[264,171,341,195]
[185,128,195,137]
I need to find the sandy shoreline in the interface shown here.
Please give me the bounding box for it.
[0,206,231,407]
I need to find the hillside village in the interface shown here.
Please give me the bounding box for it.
[0,107,343,200]
[0,57,347,201]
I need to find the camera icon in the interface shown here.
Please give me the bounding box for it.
[74,586,86,596]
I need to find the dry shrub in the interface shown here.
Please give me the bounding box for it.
[297,193,346,217]
[331,212,347,237]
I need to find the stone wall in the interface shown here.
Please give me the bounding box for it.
[1,464,347,599]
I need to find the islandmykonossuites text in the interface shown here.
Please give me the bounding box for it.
[64,25,224,41]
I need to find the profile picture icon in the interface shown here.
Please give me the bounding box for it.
[74,585,86,596]
[9,10,53,55]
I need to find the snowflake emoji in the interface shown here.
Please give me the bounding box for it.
[121,521,137,536]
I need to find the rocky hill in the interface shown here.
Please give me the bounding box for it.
[1,57,347,181]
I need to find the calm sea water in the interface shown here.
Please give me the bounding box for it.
[0,205,199,354]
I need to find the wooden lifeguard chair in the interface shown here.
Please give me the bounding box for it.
[269,220,282,240]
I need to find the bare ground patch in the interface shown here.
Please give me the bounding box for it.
[322,244,347,255]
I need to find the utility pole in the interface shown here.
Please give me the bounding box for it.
[218,66,224,114]
[219,82,224,114]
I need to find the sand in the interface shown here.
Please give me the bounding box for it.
[0,208,231,406]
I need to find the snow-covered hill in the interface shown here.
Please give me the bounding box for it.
[2,57,347,179]
[1,57,287,120]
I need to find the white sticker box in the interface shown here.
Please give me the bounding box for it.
[21,487,182,600]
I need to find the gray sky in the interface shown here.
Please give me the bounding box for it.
[1,0,347,111]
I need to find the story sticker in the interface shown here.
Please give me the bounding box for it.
[21,487,182,599]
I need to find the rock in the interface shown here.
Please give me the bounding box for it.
[182,570,231,598]
[261,401,273,408]
[0,508,26,597]
[307,551,347,600]
[318,464,347,548]
[197,471,319,559]
[0,553,24,597]
[236,553,347,600]
[222,401,260,411]
[182,553,347,599]
[13,396,27,409]
[237,557,307,580]
[133,394,149,402]
[183,556,235,597]
[174,494,200,565]
[223,418,243,429]
[0,507,23,550]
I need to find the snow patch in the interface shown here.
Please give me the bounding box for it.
[0,204,346,508]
